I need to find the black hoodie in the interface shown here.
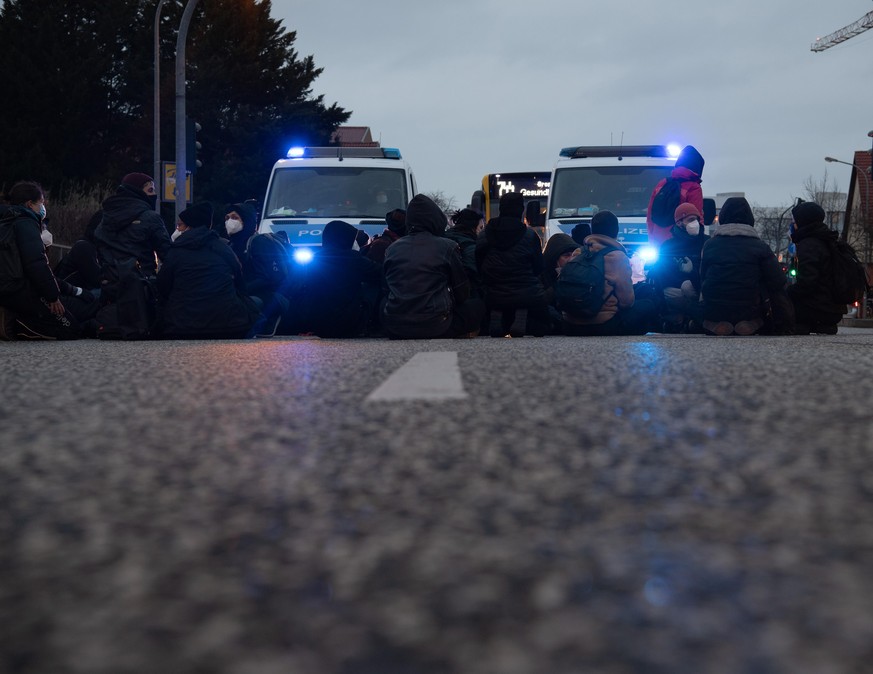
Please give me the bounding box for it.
[475,215,545,307]
[94,185,171,275]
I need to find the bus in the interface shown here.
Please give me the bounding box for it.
[472,172,551,222]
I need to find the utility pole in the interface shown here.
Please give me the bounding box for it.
[153,0,171,213]
[174,0,200,224]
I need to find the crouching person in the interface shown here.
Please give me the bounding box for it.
[381,194,485,339]
[292,220,381,337]
[157,203,262,339]
[699,197,793,336]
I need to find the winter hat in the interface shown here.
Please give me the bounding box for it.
[570,222,592,245]
[451,208,483,231]
[226,202,257,231]
[675,146,705,176]
[406,194,448,235]
[322,220,358,249]
[674,203,702,223]
[121,173,154,191]
[792,201,826,229]
[179,202,214,229]
[718,197,755,226]
[385,208,407,235]
[498,192,525,219]
[590,210,619,239]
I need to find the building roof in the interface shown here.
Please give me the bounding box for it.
[330,126,379,147]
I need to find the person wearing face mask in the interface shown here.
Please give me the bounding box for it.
[0,181,82,340]
[649,203,709,332]
[93,172,171,277]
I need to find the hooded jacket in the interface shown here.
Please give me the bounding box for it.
[94,185,171,275]
[541,233,579,291]
[224,202,258,260]
[156,226,260,338]
[381,195,470,338]
[563,234,635,325]
[0,205,60,300]
[788,219,846,317]
[475,215,545,307]
[646,146,705,249]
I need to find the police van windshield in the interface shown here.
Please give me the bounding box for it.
[549,166,673,218]
[265,167,408,219]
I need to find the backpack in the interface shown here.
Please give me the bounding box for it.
[95,257,159,340]
[555,243,620,318]
[650,178,683,228]
[245,233,291,290]
[0,211,23,284]
[828,238,870,304]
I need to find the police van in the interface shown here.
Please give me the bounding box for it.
[259,146,417,260]
[545,144,681,257]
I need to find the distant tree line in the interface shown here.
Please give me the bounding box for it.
[0,0,350,206]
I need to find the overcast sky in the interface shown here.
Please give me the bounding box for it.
[271,0,873,209]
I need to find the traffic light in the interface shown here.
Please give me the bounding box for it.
[186,118,202,174]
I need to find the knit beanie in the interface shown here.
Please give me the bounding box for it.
[792,201,826,229]
[121,173,154,191]
[179,202,214,229]
[322,220,358,249]
[590,210,619,239]
[498,192,525,219]
[570,222,592,245]
[673,203,702,223]
[718,197,755,226]
[385,208,407,235]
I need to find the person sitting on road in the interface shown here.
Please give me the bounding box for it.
[93,173,171,277]
[563,210,655,336]
[362,208,406,265]
[444,208,485,299]
[0,181,83,340]
[157,202,263,339]
[541,232,580,334]
[699,197,793,336]
[381,194,484,339]
[787,201,845,335]
[648,202,708,332]
[219,202,258,263]
[476,192,549,337]
[289,220,381,338]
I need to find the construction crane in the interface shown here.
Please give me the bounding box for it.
[811,7,873,51]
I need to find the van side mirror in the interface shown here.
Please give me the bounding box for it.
[702,198,716,227]
[525,200,541,226]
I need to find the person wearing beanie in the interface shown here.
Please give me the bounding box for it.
[562,209,655,335]
[362,209,407,265]
[444,208,485,300]
[570,222,592,246]
[220,202,258,260]
[787,200,845,334]
[288,220,380,337]
[156,201,263,339]
[476,192,549,337]
[93,172,171,276]
[699,197,793,336]
[381,194,485,339]
[648,202,709,332]
[646,144,705,249]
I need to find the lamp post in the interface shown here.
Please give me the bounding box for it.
[174,0,200,224]
[153,0,171,213]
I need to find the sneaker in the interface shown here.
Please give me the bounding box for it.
[0,306,15,341]
[508,309,527,338]
[734,319,763,336]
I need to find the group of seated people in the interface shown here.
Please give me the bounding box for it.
[0,174,846,341]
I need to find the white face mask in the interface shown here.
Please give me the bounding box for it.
[225,217,243,236]
[41,229,53,247]
[684,220,700,236]
[171,229,182,242]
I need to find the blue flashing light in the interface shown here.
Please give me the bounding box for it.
[666,143,682,158]
[286,146,306,158]
[638,245,659,264]
[382,147,402,159]
[293,247,314,264]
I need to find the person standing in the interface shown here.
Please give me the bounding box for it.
[646,145,705,249]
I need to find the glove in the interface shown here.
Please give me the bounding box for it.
[678,257,693,274]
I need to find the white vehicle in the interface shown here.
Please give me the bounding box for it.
[259,146,417,258]
[545,144,681,256]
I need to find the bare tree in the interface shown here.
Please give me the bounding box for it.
[802,169,845,233]
[424,190,457,214]
[753,203,793,260]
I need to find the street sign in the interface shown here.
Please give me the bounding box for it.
[162,162,192,203]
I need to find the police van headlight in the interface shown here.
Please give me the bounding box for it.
[292,247,314,264]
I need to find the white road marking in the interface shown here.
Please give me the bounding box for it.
[366,351,468,401]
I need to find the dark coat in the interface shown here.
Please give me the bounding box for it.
[381,195,470,338]
[292,247,380,337]
[362,228,402,265]
[443,227,482,297]
[94,186,171,276]
[787,222,846,317]
[0,206,60,301]
[156,227,260,338]
[475,216,545,308]
[699,223,787,324]
[650,226,709,291]
[243,233,292,297]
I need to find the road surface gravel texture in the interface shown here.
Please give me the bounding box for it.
[1,331,873,674]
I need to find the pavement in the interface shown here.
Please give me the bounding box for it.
[2,330,873,673]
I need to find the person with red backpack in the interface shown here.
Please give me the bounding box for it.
[646,145,705,249]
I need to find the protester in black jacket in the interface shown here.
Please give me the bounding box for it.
[381,194,484,339]
[444,208,484,298]
[699,197,793,336]
[476,192,548,337]
[291,220,380,337]
[362,209,406,265]
[0,182,81,340]
[787,201,845,334]
[94,173,171,276]
[157,203,262,339]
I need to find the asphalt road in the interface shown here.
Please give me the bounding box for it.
[2,330,873,674]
